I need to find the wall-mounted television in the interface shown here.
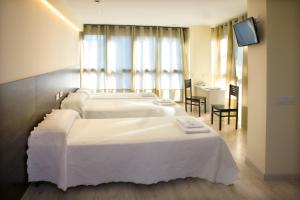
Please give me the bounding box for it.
[233,17,259,47]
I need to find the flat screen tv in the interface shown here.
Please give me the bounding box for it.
[233,17,259,47]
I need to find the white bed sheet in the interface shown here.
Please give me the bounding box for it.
[82,99,187,118]
[28,117,238,190]
[89,92,158,99]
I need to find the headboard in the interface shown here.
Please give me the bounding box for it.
[0,65,80,199]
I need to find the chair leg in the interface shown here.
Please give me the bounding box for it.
[228,111,230,124]
[236,111,238,130]
[211,107,213,124]
[204,99,207,113]
[198,102,201,117]
[185,101,187,112]
[190,103,192,112]
[219,112,222,131]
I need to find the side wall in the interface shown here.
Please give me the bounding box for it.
[246,0,268,174]
[0,0,80,84]
[247,0,300,177]
[0,0,80,199]
[265,0,300,176]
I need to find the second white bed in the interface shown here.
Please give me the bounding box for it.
[61,92,187,118]
[82,99,187,118]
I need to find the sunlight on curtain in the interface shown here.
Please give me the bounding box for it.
[160,28,183,101]
[211,14,247,127]
[82,25,187,101]
[133,27,157,92]
[106,26,132,91]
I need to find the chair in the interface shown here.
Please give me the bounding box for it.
[184,79,207,117]
[211,84,239,131]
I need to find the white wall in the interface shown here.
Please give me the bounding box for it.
[247,0,268,174]
[0,0,80,84]
[188,26,211,86]
[247,0,300,177]
[265,0,300,176]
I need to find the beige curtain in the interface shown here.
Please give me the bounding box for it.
[82,25,189,101]
[211,15,247,89]
[211,14,248,126]
[181,28,189,80]
[211,25,227,88]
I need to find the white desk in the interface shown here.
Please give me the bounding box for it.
[194,85,226,112]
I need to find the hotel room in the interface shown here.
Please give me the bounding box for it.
[0,0,299,199]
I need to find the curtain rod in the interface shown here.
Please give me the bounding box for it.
[84,24,189,30]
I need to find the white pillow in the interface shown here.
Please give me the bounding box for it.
[33,109,80,135]
[76,88,94,96]
[60,92,89,115]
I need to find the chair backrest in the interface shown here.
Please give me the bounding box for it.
[184,79,192,98]
[228,84,239,109]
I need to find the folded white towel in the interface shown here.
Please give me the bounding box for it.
[176,116,204,128]
[153,100,175,106]
[176,122,210,134]
[157,98,173,103]
[141,93,155,97]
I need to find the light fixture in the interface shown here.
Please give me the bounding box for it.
[40,0,81,31]
[95,0,101,4]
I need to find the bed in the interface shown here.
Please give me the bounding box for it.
[27,110,238,191]
[61,92,187,118]
[76,88,158,99]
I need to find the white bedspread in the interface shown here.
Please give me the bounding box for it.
[89,92,157,99]
[27,117,238,190]
[82,99,187,118]
[28,117,238,190]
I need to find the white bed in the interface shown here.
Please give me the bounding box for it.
[27,110,238,191]
[77,88,158,99]
[61,92,187,118]
[82,99,187,118]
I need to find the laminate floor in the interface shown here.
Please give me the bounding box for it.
[22,109,300,200]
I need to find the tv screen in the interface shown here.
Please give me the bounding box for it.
[233,17,259,47]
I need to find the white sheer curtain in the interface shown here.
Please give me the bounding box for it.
[106,26,132,91]
[159,28,183,100]
[82,25,187,101]
[133,27,157,92]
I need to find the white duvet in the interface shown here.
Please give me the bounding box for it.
[89,92,157,99]
[28,117,238,190]
[82,99,187,118]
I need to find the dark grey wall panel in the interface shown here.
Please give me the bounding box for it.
[0,66,80,199]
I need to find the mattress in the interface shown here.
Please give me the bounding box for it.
[89,92,158,99]
[82,99,187,118]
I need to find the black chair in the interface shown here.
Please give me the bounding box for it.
[211,84,239,131]
[184,79,207,117]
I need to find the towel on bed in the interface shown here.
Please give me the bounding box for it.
[153,99,176,106]
[176,116,210,134]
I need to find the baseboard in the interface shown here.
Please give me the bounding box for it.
[245,158,300,181]
[264,173,300,181]
[245,157,264,180]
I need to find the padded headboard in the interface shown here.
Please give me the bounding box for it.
[0,65,80,199]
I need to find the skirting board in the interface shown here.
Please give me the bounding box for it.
[245,157,300,181]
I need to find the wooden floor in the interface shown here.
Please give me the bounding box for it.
[22,109,300,200]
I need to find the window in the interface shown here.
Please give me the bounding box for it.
[134,36,156,91]
[107,35,132,90]
[81,26,186,101]
[160,36,183,100]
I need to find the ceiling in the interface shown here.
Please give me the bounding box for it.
[49,0,247,28]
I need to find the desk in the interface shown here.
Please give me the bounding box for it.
[194,85,226,112]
